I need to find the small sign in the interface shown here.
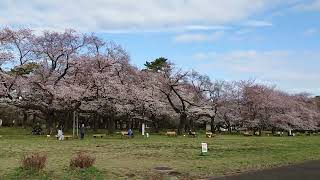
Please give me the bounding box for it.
[201,143,208,156]
[142,123,145,136]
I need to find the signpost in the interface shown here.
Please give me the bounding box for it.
[201,143,208,156]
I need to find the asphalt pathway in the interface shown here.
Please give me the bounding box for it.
[211,160,320,180]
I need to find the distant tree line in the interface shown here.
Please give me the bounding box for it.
[0,28,319,134]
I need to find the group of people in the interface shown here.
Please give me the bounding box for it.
[57,124,86,140]
[56,125,134,140]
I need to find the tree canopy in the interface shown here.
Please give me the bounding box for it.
[0,28,319,134]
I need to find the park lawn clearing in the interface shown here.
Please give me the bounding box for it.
[1,128,320,179]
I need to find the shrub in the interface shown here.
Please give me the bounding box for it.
[21,152,47,171]
[70,152,95,169]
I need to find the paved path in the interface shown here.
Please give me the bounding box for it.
[211,160,320,180]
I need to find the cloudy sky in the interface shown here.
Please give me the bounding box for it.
[0,0,319,95]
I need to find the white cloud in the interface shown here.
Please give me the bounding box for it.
[183,25,229,31]
[303,28,318,36]
[0,0,283,32]
[243,20,273,27]
[194,50,320,95]
[295,0,320,11]
[174,31,225,43]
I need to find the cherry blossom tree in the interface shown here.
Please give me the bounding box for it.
[1,27,320,134]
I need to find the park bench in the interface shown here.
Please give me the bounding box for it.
[273,132,283,137]
[121,131,129,138]
[55,135,73,140]
[243,131,253,136]
[166,131,177,137]
[206,132,213,138]
[64,135,73,140]
[93,134,105,138]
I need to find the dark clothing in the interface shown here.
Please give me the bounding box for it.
[32,125,42,135]
[80,127,85,139]
[128,129,133,138]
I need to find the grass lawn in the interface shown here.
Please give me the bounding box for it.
[1,127,320,179]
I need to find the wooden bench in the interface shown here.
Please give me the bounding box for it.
[121,131,129,138]
[166,131,177,137]
[273,132,282,137]
[64,135,73,140]
[206,132,213,138]
[93,134,105,138]
[55,135,73,140]
[243,132,253,136]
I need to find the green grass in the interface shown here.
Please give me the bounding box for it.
[1,127,320,179]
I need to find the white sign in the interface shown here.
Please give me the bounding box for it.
[142,123,145,136]
[201,143,208,153]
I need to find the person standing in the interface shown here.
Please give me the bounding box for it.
[80,124,85,140]
[57,128,64,140]
[128,128,133,138]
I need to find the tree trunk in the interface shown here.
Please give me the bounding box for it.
[151,115,159,133]
[107,118,115,134]
[210,116,215,133]
[131,119,134,130]
[93,113,98,132]
[178,113,187,135]
[22,110,28,128]
[46,111,54,135]
[228,125,232,133]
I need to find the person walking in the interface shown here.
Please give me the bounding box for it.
[80,124,85,140]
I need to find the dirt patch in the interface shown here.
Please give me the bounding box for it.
[125,173,136,178]
[168,171,182,176]
[154,166,173,172]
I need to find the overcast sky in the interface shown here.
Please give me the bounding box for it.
[0,0,319,95]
